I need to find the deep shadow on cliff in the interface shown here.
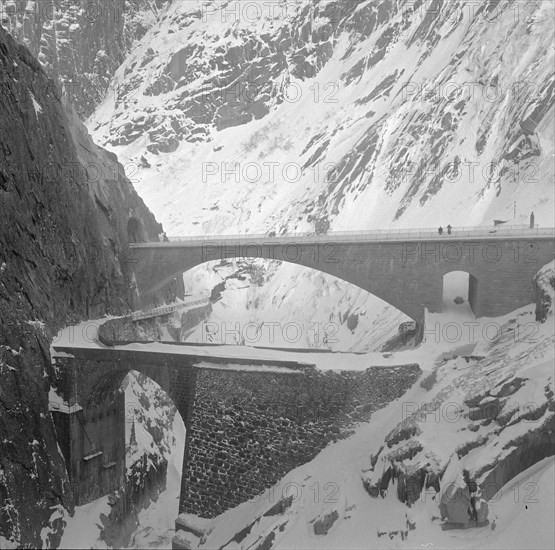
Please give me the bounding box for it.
[0,26,176,547]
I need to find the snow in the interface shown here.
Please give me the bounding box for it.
[50,315,119,354]
[58,496,110,549]
[50,301,548,379]
[29,91,42,116]
[5,1,549,546]
[194,361,304,373]
[0,536,18,549]
[54,399,186,549]
[26,319,45,330]
[128,414,186,549]
[46,299,553,548]
[124,369,180,470]
[52,327,432,372]
[48,387,83,414]
[48,304,544,549]
[480,458,555,550]
[84,0,555,361]
[182,259,410,353]
[49,309,419,371]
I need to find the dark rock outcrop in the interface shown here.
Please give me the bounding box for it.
[0,25,168,546]
[533,261,555,322]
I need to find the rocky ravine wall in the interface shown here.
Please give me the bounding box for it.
[0,0,168,118]
[0,25,170,547]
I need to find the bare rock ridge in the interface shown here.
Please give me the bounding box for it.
[0,24,167,547]
[0,0,168,118]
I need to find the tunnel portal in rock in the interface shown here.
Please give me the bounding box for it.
[127,217,147,243]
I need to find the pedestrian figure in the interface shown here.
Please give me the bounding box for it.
[438,226,443,235]
[530,211,535,229]
[463,469,478,523]
[447,224,452,235]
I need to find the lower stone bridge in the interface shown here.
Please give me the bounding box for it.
[51,344,420,519]
[128,226,555,325]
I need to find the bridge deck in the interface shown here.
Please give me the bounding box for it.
[52,339,422,372]
[129,225,555,247]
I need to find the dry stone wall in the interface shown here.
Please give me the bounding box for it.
[181,364,421,517]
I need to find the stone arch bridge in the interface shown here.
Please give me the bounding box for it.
[51,344,421,519]
[128,226,555,323]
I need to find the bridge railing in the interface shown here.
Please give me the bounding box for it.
[129,225,554,246]
[130,297,210,321]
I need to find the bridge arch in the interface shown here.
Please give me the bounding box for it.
[442,270,479,315]
[137,254,424,324]
[123,370,185,514]
[131,235,555,321]
[53,354,194,506]
[179,259,416,347]
[70,358,195,425]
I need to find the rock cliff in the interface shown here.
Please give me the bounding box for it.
[0,0,168,118]
[0,25,167,547]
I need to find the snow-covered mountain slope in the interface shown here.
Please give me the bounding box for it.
[178,294,555,550]
[89,0,554,235]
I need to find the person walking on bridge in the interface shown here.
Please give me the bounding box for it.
[530,211,535,229]
[447,224,452,235]
[438,226,444,236]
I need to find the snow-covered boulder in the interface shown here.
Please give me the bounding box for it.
[534,261,555,322]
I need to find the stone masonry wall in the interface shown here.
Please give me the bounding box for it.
[181,364,421,517]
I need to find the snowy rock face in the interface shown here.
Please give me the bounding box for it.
[124,371,178,465]
[0,0,168,118]
[356,302,555,537]
[534,260,555,322]
[89,0,554,235]
[0,24,166,547]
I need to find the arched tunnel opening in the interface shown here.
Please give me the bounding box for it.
[127,217,146,243]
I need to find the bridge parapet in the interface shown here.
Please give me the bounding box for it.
[128,229,555,323]
[130,225,554,247]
